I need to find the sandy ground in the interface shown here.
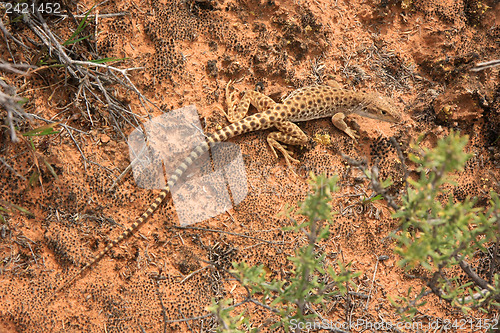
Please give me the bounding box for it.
[1,0,499,332]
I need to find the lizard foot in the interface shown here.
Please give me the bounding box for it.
[267,138,300,167]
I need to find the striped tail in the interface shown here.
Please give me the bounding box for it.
[44,188,169,304]
[45,114,265,303]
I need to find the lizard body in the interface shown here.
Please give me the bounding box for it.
[46,81,399,302]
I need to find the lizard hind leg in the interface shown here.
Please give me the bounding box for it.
[266,121,308,168]
[222,80,277,123]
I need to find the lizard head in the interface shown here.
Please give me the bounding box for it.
[355,93,400,123]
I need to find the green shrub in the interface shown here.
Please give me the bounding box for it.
[392,132,500,317]
[209,174,359,331]
[209,132,500,331]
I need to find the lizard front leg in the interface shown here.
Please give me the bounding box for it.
[266,121,308,168]
[331,112,359,142]
[223,80,277,123]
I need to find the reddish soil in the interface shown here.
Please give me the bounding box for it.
[1,0,499,332]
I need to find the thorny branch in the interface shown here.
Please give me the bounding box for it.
[344,141,500,307]
[471,59,500,72]
[340,152,399,211]
[1,8,157,144]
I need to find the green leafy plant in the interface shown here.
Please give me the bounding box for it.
[207,299,248,333]
[34,5,125,66]
[391,132,500,317]
[61,5,124,63]
[209,174,360,331]
[22,123,60,137]
[62,5,95,46]
[0,199,34,223]
[21,124,60,186]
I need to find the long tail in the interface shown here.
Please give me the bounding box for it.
[44,188,169,304]
[44,113,268,303]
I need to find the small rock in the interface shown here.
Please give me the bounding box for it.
[100,134,111,144]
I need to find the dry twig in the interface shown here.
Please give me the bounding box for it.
[0,61,34,142]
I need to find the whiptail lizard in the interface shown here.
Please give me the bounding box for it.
[45,80,400,302]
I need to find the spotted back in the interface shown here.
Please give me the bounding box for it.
[283,85,399,123]
[284,85,342,122]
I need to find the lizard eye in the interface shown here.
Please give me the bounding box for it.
[382,110,387,115]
